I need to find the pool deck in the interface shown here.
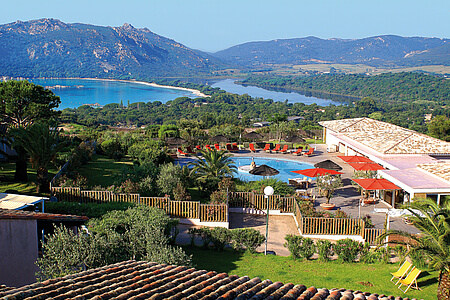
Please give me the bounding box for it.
[230,144,420,235]
[176,144,419,234]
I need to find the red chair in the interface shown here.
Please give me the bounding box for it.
[177,148,189,156]
[205,145,213,151]
[249,143,257,153]
[214,143,221,151]
[291,147,303,155]
[271,144,281,153]
[196,145,202,151]
[232,143,239,152]
[226,143,233,152]
[263,144,271,152]
[304,148,314,157]
[279,145,289,154]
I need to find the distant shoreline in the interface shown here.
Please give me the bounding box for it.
[37,77,210,98]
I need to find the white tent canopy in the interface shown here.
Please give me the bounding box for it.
[0,193,47,210]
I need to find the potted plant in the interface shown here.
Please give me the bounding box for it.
[316,174,343,210]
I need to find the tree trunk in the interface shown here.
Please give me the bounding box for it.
[438,270,450,300]
[36,166,49,194]
[14,146,28,181]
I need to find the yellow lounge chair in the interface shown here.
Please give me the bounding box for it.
[398,267,421,293]
[390,260,412,284]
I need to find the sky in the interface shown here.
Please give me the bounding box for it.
[2,0,450,52]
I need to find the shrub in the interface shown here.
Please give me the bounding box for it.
[334,238,363,262]
[156,163,183,197]
[100,139,124,159]
[173,182,191,201]
[284,235,315,260]
[209,227,232,251]
[316,240,333,261]
[231,228,265,253]
[55,173,88,189]
[210,190,227,204]
[37,206,191,280]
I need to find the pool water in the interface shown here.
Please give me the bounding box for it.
[232,157,314,183]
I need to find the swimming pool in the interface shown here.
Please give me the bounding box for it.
[232,157,314,183]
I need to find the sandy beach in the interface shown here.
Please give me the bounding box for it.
[38,77,210,98]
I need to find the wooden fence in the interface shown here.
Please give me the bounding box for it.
[51,187,227,223]
[228,192,296,213]
[364,228,385,246]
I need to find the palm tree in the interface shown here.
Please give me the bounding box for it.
[10,123,67,193]
[378,198,450,299]
[188,149,237,193]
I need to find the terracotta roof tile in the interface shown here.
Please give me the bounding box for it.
[0,260,416,300]
[320,117,450,155]
[0,208,88,222]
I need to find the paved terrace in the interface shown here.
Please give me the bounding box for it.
[231,144,419,233]
[176,144,420,255]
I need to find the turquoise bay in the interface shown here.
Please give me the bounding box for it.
[30,78,201,110]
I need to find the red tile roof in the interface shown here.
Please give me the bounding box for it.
[0,208,88,222]
[0,260,414,300]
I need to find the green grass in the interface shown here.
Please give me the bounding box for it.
[183,246,438,299]
[0,161,58,195]
[77,155,133,188]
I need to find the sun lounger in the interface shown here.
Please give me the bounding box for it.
[232,143,239,152]
[226,143,233,152]
[214,143,220,151]
[390,260,413,284]
[249,143,257,153]
[196,145,202,151]
[279,145,289,154]
[263,144,271,152]
[177,148,189,156]
[271,144,281,153]
[304,148,314,157]
[291,147,303,155]
[398,267,421,293]
[205,145,213,151]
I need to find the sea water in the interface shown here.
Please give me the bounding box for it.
[29,78,199,110]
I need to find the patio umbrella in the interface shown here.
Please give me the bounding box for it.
[314,159,342,171]
[249,164,280,177]
[243,132,263,140]
[352,178,401,190]
[285,135,306,143]
[337,155,374,163]
[291,168,342,177]
[348,162,385,171]
[210,134,228,143]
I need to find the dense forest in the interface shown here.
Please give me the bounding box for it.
[240,72,450,105]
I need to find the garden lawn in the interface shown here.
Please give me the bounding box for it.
[0,161,58,195]
[183,247,438,299]
[77,155,133,188]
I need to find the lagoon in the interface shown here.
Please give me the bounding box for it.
[211,79,342,106]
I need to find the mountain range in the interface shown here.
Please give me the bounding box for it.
[212,35,450,67]
[0,18,449,79]
[0,18,225,79]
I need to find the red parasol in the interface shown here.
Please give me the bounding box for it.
[291,168,343,177]
[338,155,374,163]
[348,162,385,171]
[352,178,401,190]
